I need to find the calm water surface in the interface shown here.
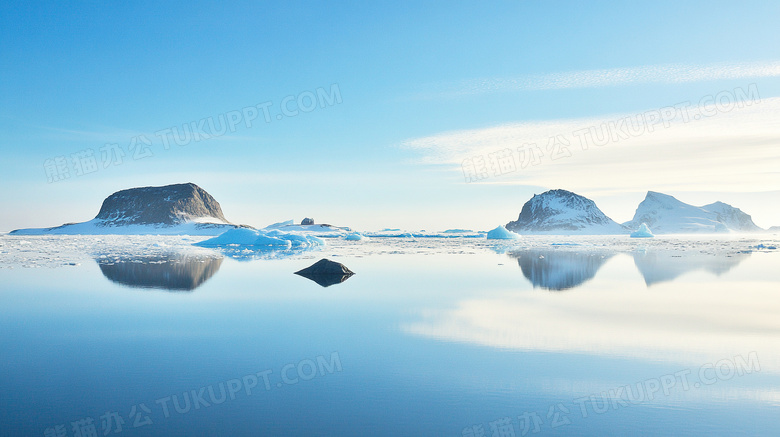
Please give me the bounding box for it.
[1,236,779,436]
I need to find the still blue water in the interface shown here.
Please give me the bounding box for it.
[1,238,779,436]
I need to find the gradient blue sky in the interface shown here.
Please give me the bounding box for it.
[1,1,779,231]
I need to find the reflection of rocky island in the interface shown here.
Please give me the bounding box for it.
[96,254,223,291]
[508,249,615,291]
[632,250,750,286]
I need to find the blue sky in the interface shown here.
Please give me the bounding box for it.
[1,1,779,231]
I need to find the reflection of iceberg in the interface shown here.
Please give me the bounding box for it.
[403,252,780,370]
[509,249,615,291]
[96,254,223,291]
[632,250,750,286]
[206,246,323,262]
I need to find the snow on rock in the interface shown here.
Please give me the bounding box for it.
[700,201,762,232]
[194,228,324,248]
[506,189,627,235]
[93,183,227,225]
[487,225,521,240]
[630,223,655,238]
[623,191,762,234]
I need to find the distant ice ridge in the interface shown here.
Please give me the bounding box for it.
[344,232,369,241]
[194,228,324,249]
[630,223,655,238]
[487,225,521,240]
[623,191,762,234]
[10,219,238,236]
[262,220,351,236]
[364,230,486,238]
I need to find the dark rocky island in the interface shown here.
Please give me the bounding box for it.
[11,182,239,235]
[95,183,228,226]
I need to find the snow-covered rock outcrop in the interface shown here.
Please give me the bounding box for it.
[11,183,239,235]
[700,201,762,232]
[623,191,762,234]
[505,189,626,235]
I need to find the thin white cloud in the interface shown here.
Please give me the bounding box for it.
[414,60,780,98]
[402,96,780,195]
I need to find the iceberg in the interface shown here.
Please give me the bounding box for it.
[487,225,521,240]
[344,232,369,241]
[263,219,295,229]
[261,221,350,236]
[630,223,655,238]
[194,228,324,249]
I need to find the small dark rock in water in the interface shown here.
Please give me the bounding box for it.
[294,258,354,287]
[301,217,314,225]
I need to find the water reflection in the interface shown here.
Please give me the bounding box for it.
[206,246,323,262]
[507,248,753,291]
[96,254,223,291]
[632,250,750,286]
[508,249,615,291]
[405,251,780,369]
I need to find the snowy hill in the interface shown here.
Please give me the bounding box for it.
[701,201,763,232]
[505,189,627,235]
[623,192,762,234]
[11,183,241,235]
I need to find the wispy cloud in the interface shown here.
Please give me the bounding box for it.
[412,60,780,99]
[402,95,780,195]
